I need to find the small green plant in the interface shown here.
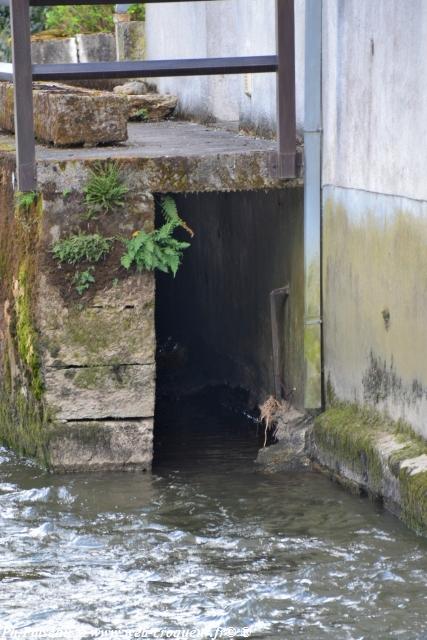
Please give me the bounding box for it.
[45,6,115,36]
[128,4,146,21]
[134,108,149,121]
[121,196,192,277]
[62,188,72,198]
[73,267,95,295]
[52,233,112,265]
[15,191,38,211]
[84,162,129,218]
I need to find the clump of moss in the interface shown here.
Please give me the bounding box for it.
[399,469,427,533]
[314,405,384,491]
[0,389,50,466]
[15,260,43,400]
[315,402,427,534]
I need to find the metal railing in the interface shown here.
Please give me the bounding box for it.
[0,0,296,191]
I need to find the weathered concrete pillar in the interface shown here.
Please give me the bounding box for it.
[31,37,78,64]
[115,20,145,61]
[32,33,116,65]
[76,33,116,63]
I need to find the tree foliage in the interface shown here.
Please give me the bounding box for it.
[0,8,47,60]
[45,6,115,36]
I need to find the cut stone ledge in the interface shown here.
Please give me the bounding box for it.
[48,420,153,473]
[256,404,427,535]
[44,364,155,421]
[0,81,129,146]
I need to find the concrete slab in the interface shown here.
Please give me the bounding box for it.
[0,121,302,193]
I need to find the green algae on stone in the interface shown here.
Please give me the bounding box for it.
[314,405,384,491]
[0,389,50,466]
[72,365,130,390]
[399,469,427,534]
[314,402,427,534]
[15,261,44,400]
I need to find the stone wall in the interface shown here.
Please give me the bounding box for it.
[0,158,155,472]
[31,32,116,64]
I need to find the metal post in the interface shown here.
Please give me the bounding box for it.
[270,285,290,399]
[303,0,323,409]
[10,0,37,191]
[276,0,296,178]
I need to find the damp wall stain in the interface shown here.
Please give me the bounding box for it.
[323,185,427,437]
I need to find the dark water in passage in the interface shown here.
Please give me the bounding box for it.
[1,393,427,640]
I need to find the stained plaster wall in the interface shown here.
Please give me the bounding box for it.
[145,0,306,133]
[322,0,427,437]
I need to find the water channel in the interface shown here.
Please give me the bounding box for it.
[1,391,427,639]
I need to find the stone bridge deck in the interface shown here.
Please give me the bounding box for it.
[0,121,302,193]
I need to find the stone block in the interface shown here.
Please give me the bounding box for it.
[116,21,145,61]
[114,81,149,95]
[126,93,178,121]
[0,82,128,146]
[37,273,155,368]
[76,33,116,62]
[44,364,155,421]
[31,37,78,64]
[48,420,153,472]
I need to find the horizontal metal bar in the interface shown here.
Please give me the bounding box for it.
[29,0,223,4]
[0,63,13,81]
[32,56,278,81]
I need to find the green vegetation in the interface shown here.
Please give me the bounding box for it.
[73,268,95,295]
[45,6,115,35]
[0,4,144,59]
[121,196,192,276]
[0,8,47,60]
[134,108,149,121]
[52,233,112,266]
[84,162,129,218]
[314,404,384,491]
[399,468,427,534]
[44,4,145,37]
[15,191,38,212]
[15,261,44,400]
[128,4,146,21]
[0,389,50,466]
[315,402,427,533]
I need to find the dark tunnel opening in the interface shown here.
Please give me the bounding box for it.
[154,188,304,415]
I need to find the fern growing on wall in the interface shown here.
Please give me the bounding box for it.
[121,196,193,277]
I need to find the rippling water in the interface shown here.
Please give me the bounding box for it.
[1,392,427,640]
